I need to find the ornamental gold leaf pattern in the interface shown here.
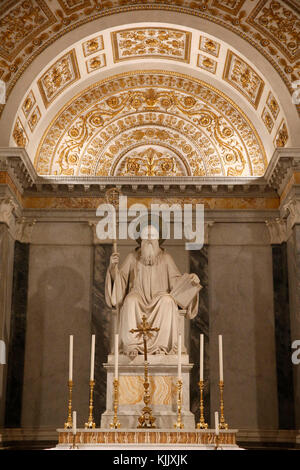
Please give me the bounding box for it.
[36,72,266,177]
[112,28,191,63]
[120,147,180,177]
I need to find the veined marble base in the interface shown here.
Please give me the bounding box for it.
[101,410,195,430]
[101,354,195,429]
[56,429,241,450]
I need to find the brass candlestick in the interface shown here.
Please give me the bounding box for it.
[110,378,121,429]
[64,380,73,429]
[85,380,96,429]
[219,381,228,429]
[138,361,156,428]
[174,379,184,429]
[196,380,208,429]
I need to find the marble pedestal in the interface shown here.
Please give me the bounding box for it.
[100,354,195,429]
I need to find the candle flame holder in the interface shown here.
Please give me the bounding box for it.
[219,381,228,429]
[196,380,208,429]
[110,378,121,429]
[64,380,73,429]
[174,379,184,429]
[85,380,96,429]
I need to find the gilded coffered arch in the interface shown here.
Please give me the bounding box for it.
[0,0,299,110]
[2,4,299,174]
[35,71,266,177]
[7,16,296,169]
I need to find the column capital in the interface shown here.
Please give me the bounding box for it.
[282,198,300,231]
[265,218,287,244]
[14,217,36,243]
[0,197,18,230]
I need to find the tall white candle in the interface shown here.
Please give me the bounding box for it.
[90,335,95,381]
[114,334,119,379]
[218,334,224,382]
[200,334,204,381]
[215,411,219,435]
[72,410,77,435]
[69,335,73,381]
[178,334,182,380]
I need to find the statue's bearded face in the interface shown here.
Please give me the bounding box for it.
[140,225,161,265]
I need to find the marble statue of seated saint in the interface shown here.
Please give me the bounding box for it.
[105,225,202,359]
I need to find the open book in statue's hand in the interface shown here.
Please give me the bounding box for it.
[170,273,202,309]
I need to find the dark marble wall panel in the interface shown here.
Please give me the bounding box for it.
[189,246,210,425]
[5,241,29,427]
[272,243,294,429]
[92,245,112,424]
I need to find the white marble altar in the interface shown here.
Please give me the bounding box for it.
[101,354,195,429]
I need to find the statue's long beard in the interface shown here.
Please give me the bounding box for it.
[140,240,161,266]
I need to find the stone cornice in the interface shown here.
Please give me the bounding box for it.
[0,147,36,194]
[0,147,299,201]
[265,148,300,197]
[0,148,274,198]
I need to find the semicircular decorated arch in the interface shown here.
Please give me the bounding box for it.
[35,70,267,178]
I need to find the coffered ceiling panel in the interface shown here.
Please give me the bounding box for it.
[0,0,299,120]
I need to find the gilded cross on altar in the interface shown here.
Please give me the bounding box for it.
[130,315,160,428]
[130,315,160,362]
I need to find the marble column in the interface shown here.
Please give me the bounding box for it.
[4,241,29,427]
[287,224,300,428]
[271,243,294,429]
[0,224,15,427]
[189,246,210,426]
[92,244,112,424]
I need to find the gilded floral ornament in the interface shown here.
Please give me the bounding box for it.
[13,118,28,147]
[274,119,289,147]
[111,27,191,63]
[121,147,180,177]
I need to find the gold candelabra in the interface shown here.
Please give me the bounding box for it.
[219,381,228,429]
[110,378,121,429]
[64,380,73,429]
[138,361,156,428]
[174,379,184,429]
[196,380,208,429]
[85,380,96,429]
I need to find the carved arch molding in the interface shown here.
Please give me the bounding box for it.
[36,71,267,177]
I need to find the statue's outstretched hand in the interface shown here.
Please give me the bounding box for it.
[190,273,200,286]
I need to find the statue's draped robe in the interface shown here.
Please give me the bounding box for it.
[105,249,200,354]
